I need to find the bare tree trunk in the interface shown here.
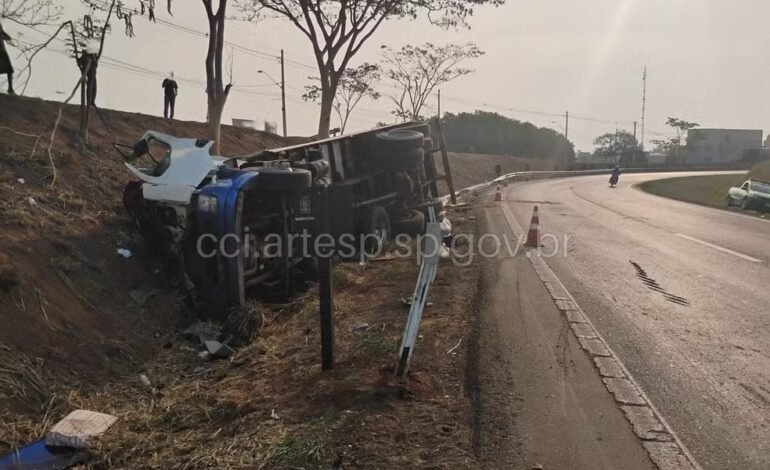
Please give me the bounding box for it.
[317,71,340,138]
[204,0,229,154]
[318,88,334,138]
[208,99,224,154]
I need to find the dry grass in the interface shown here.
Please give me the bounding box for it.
[0,205,481,469]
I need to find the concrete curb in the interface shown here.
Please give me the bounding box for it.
[500,202,702,470]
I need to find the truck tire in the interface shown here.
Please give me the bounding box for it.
[373,148,425,171]
[376,129,424,153]
[392,209,425,235]
[407,123,431,137]
[359,205,391,256]
[245,167,312,193]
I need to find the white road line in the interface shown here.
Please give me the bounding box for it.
[498,200,702,470]
[675,233,762,263]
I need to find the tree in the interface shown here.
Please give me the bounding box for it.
[303,62,380,134]
[203,0,232,154]
[383,42,482,122]
[64,0,118,146]
[442,111,574,165]
[666,117,699,147]
[593,130,641,164]
[651,117,699,164]
[0,0,63,93]
[239,0,503,137]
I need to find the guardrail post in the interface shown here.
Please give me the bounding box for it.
[315,186,335,371]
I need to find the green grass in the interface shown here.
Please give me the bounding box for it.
[639,174,747,209]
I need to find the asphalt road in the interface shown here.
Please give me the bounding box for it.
[502,172,770,470]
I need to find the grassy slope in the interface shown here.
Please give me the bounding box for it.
[639,174,747,209]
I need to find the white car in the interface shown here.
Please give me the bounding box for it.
[726,179,770,212]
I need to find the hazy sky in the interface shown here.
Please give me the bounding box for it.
[5,0,770,152]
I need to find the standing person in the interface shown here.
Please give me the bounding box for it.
[0,22,15,95]
[162,72,178,119]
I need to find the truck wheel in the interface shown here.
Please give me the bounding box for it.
[392,209,425,235]
[360,205,391,256]
[376,129,424,153]
[407,123,431,137]
[246,167,312,193]
[373,148,425,171]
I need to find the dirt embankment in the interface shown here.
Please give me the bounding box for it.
[0,94,490,467]
[0,93,300,415]
[437,152,556,194]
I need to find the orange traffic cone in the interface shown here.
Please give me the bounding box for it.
[494,185,503,202]
[525,206,541,247]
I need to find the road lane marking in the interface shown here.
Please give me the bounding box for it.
[675,233,762,263]
[498,198,702,470]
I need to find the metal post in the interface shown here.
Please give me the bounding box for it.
[316,186,334,370]
[437,89,441,119]
[434,118,456,204]
[280,49,287,137]
[565,111,569,140]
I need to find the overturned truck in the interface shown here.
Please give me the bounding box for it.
[119,121,456,314]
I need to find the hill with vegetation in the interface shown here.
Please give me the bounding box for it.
[442,110,574,167]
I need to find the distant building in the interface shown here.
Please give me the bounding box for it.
[686,128,763,163]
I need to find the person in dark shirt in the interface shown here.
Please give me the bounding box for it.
[0,22,15,95]
[162,72,178,119]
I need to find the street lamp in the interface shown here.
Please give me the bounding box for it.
[257,49,287,137]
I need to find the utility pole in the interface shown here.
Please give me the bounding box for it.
[641,66,647,151]
[280,49,287,137]
[565,111,569,139]
[633,121,638,141]
[632,121,638,165]
[437,89,441,120]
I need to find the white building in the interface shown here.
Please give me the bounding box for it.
[686,129,763,163]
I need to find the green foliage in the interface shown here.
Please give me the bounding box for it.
[593,130,642,164]
[303,63,381,134]
[383,42,483,122]
[442,110,574,164]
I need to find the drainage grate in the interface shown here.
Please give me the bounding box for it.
[629,261,690,306]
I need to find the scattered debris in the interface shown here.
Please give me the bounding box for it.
[349,323,370,332]
[116,248,132,259]
[46,409,118,449]
[139,374,151,388]
[446,338,462,355]
[27,197,37,206]
[17,178,25,184]
[0,438,88,469]
[270,409,280,420]
[204,340,234,359]
[129,286,161,306]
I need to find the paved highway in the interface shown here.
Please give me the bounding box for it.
[502,172,770,469]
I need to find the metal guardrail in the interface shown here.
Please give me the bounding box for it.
[395,207,441,380]
[440,166,748,203]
